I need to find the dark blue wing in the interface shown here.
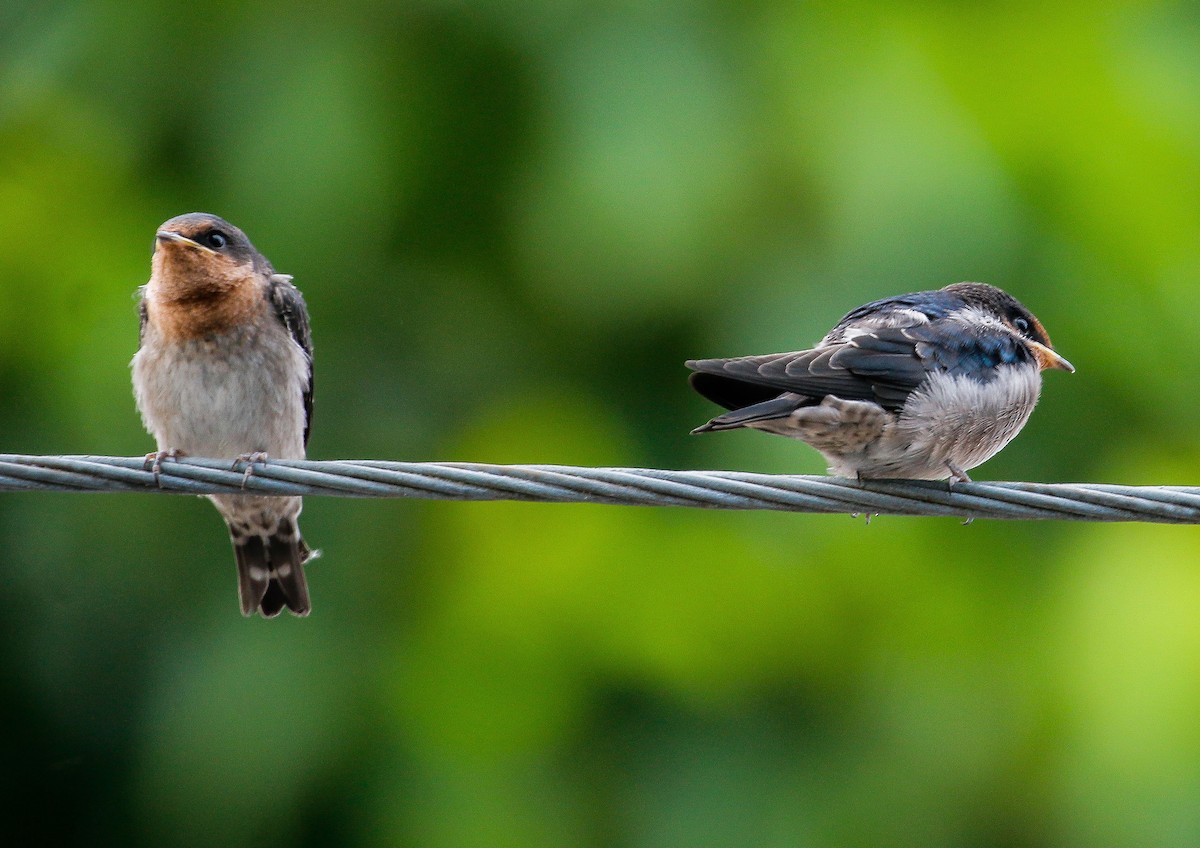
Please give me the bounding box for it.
[688,320,1033,412]
[267,275,314,447]
[824,290,966,339]
[137,294,148,347]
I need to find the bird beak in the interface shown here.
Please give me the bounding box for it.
[1029,341,1075,373]
[155,230,217,255]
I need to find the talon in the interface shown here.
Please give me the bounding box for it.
[946,462,971,488]
[232,451,270,488]
[143,449,187,487]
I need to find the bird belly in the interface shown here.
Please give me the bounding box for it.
[861,367,1043,479]
[750,367,1042,480]
[132,323,309,461]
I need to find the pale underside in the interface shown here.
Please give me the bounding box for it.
[131,318,311,529]
[749,366,1043,479]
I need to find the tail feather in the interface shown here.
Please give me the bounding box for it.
[258,578,289,618]
[691,394,809,434]
[232,521,312,618]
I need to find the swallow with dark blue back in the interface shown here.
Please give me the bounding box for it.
[687,282,1073,482]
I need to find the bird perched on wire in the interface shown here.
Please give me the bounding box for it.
[687,282,1073,482]
[131,213,316,617]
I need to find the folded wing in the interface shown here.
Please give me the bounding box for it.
[688,320,1031,414]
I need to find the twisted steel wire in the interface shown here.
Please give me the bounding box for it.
[0,454,1197,523]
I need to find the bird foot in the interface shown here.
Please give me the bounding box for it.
[945,463,975,523]
[143,449,187,487]
[231,451,270,488]
[946,463,971,488]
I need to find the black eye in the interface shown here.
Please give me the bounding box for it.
[1012,317,1031,334]
[206,231,228,249]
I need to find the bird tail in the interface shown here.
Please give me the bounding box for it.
[231,517,313,618]
[691,395,808,434]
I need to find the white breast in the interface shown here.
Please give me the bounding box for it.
[890,366,1043,474]
[132,321,309,460]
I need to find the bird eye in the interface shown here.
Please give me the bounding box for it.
[206,231,228,249]
[1012,317,1031,334]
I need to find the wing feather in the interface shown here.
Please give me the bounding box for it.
[267,274,314,447]
[137,293,148,348]
[688,320,1033,412]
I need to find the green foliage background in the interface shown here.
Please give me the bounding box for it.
[3,1,1199,845]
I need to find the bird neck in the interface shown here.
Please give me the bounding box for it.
[146,274,265,341]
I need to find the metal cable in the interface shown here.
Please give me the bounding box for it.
[0,454,1196,523]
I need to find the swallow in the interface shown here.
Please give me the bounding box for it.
[131,213,316,617]
[687,282,1073,482]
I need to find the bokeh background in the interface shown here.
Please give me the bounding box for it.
[3,1,1200,845]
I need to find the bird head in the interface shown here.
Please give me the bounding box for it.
[943,282,1074,373]
[151,213,270,301]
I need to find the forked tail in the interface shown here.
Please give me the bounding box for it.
[231,517,313,617]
